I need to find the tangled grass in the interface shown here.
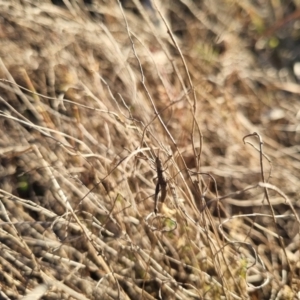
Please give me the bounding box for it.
[0,0,300,299]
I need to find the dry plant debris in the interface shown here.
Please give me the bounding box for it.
[0,0,300,299]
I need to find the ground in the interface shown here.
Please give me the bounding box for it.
[0,0,299,299]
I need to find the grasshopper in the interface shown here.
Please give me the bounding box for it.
[154,154,168,214]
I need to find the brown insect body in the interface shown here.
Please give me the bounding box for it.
[154,156,167,214]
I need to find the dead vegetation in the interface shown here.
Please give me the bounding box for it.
[0,0,300,299]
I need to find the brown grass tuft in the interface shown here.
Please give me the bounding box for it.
[0,0,299,299]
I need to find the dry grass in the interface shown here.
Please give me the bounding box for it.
[0,0,300,299]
